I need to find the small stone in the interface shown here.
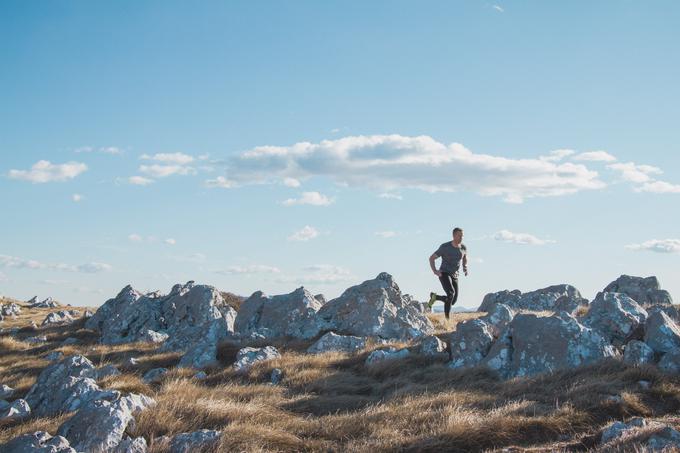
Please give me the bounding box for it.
[270,368,283,385]
[142,367,168,383]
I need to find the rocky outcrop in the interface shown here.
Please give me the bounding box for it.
[168,429,221,453]
[316,273,434,340]
[307,332,367,354]
[581,292,648,346]
[233,346,281,372]
[41,310,79,326]
[235,286,325,340]
[478,284,583,312]
[602,275,673,307]
[0,398,31,421]
[448,319,495,369]
[365,347,410,366]
[1,431,77,453]
[86,282,237,368]
[29,296,61,308]
[644,310,680,354]
[623,340,655,365]
[419,335,447,356]
[1,302,21,317]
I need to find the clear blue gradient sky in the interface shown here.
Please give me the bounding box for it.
[1,1,679,308]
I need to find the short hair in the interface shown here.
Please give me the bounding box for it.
[452,227,463,235]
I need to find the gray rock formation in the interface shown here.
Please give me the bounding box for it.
[1,302,21,317]
[581,292,648,346]
[600,417,646,444]
[419,335,447,356]
[270,368,283,385]
[316,272,434,340]
[0,399,31,421]
[30,297,61,308]
[658,349,680,373]
[24,355,121,417]
[142,368,168,383]
[57,394,155,453]
[602,275,673,306]
[644,310,680,354]
[169,429,221,453]
[235,286,325,340]
[41,311,76,326]
[365,347,410,366]
[307,332,367,354]
[480,303,515,337]
[233,346,280,372]
[478,284,583,312]
[448,319,495,369]
[623,340,655,365]
[86,282,237,368]
[0,384,14,399]
[1,431,77,453]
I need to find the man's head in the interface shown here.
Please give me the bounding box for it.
[452,227,464,242]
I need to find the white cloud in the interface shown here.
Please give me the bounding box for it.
[378,193,403,200]
[283,177,301,187]
[572,150,617,162]
[219,135,606,204]
[205,176,237,188]
[75,146,123,155]
[493,4,504,12]
[375,230,397,238]
[72,193,83,202]
[128,234,143,242]
[128,176,154,186]
[625,239,680,254]
[607,162,663,183]
[492,229,556,245]
[287,225,319,242]
[276,264,354,284]
[214,264,281,275]
[140,152,194,165]
[634,180,680,194]
[0,254,112,273]
[282,191,334,206]
[139,164,196,178]
[164,238,177,245]
[8,160,87,183]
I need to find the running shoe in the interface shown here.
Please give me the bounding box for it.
[427,292,437,309]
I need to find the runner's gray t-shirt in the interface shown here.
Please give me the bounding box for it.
[434,242,467,275]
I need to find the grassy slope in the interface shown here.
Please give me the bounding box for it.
[1,297,680,452]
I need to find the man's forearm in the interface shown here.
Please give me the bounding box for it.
[429,258,437,272]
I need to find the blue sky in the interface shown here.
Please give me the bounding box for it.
[1,1,679,308]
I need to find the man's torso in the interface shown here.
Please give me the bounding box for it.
[436,241,466,275]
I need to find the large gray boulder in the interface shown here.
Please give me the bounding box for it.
[169,430,221,453]
[233,346,281,372]
[581,292,648,346]
[315,272,434,340]
[623,340,655,365]
[658,349,680,373]
[1,302,21,317]
[307,331,367,354]
[478,284,583,312]
[57,394,155,453]
[480,303,515,337]
[86,282,237,367]
[602,275,673,307]
[482,312,616,378]
[448,319,495,369]
[30,297,61,308]
[644,310,680,354]
[0,399,31,421]
[1,431,77,453]
[24,355,120,417]
[235,286,324,340]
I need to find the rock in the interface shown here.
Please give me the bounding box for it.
[316,272,434,340]
[93,364,122,380]
[83,310,94,318]
[115,436,148,453]
[0,431,76,453]
[30,297,61,308]
[644,310,680,354]
[193,371,207,380]
[307,332,367,354]
[25,335,47,343]
[1,302,22,317]
[602,275,673,307]
[142,368,168,383]
[270,368,283,385]
[419,335,447,356]
[233,346,281,372]
[0,400,7,411]
[647,426,680,450]
[638,380,651,389]
[448,319,495,369]
[0,399,31,421]
[658,349,680,373]
[44,351,65,362]
[483,312,616,378]
[124,357,139,367]
[582,292,648,345]
[57,394,155,453]
[554,294,589,315]
[24,355,121,417]
[41,311,76,326]
[86,282,237,369]
[177,321,223,369]
[235,286,325,340]
[478,284,583,312]
[623,340,655,365]
[61,337,79,346]
[140,330,169,343]
[480,303,515,337]
[169,429,221,453]
[0,384,14,399]
[600,417,646,444]
[365,347,410,366]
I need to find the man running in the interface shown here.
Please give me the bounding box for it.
[427,227,468,319]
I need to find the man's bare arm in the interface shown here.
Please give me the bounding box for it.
[429,253,440,275]
[462,253,468,275]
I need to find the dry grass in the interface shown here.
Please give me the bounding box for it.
[3,308,680,452]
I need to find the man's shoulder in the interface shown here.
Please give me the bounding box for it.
[461,243,467,250]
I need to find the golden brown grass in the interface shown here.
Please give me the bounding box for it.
[3,309,680,452]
